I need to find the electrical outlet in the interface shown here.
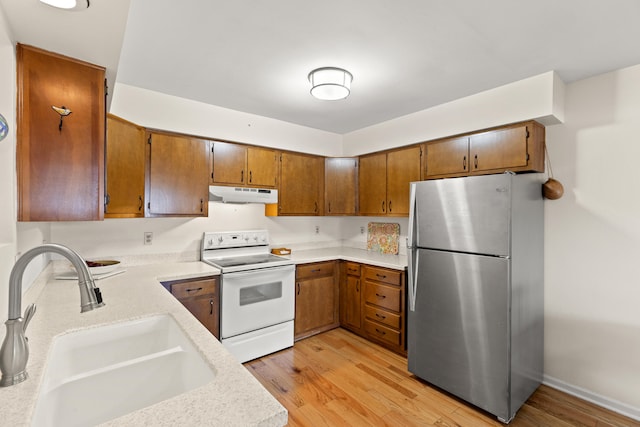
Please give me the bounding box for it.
[144,232,153,245]
[315,226,320,234]
[360,226,365,234]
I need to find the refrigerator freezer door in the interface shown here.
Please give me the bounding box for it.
[408,248,511,420]
[414,174,512,256]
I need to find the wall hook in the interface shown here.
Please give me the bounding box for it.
[51,105,72,132]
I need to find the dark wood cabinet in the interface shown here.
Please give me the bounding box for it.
[325,157,358,215]
[340,261,406,355]
[425,121,545,179]
[164,276,220,339]
[16,44,106,221]
[278,151,324,216]
[339,261,362,333]
[105,114,145,218]
[210,141,277,188]
[359,146,421,217]
[145,131,209,217]
[295,261,339,340]
[361,265,406,355]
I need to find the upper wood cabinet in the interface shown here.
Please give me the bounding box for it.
[16,44,106,221]
[105,114,145,218]
[210,141,278,188]
[278,151,324,216]
[359,146,422,217]
[425,121,545,179]
[146,131,209,217]
[325,157,358,215]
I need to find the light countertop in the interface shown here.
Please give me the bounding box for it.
[0,262,287,427]
[284,246,408,270]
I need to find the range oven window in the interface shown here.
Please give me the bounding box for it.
[239,281,282,306]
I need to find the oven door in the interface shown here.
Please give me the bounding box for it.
[220,264,295,339]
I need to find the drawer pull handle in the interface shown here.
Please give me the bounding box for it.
[375,328,386,335]
[186,287,203,293]
[376,274,386,279]
[311,269,321,273]
[375,293,386,299]
[375,313,386,320]
[209,299,214,315]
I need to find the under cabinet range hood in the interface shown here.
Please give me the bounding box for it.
[209,186,278,204]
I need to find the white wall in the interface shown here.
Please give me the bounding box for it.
[543,64,640,416]
[110,83,344,157]
[342,71,565,155]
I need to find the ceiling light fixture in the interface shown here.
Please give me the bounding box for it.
[39,0,90,10]
[308,67,353,101]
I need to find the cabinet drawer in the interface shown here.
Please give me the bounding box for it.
[364,267,401,286]
[344,262,360,276]
[364,305,401,329]
[363,282,401,312]
[171,278,217,299]
[296,261,335,280]
[364,319,401,346]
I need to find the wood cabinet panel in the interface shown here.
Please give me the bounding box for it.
[386,146,422,216]
[470,125,528,172]
[363,319,401,346]
[146,132,209,216]
[363,282,401,312]
[105,114,145,217]
[295,261,339,340]
[325,157,357,215]
[165,276,219,339]
[211,141,246,185]
[358,152,387,215]
[425,136,469,178]
[424,121,545,180]
[17,44,105,221]
[279,152,324,215]
[363,266,402,287]
[364,305,401,329]
[247,146,278,187]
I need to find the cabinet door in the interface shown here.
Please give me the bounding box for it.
[425,136,469,178]
[105,114,145,217]
[147,132,209,216]
[211,141,247,185]
[325,157,357,215]
[279,152,323,215]
[358,152,387,215]
[469,125,529,173]
[17,44,105,221]
[343,275,362,330]
[295,275,337,339]
[386,146,422,216]
[247,146,278,187]
[177,295,219,339]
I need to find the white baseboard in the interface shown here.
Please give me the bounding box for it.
[543,375,640,422]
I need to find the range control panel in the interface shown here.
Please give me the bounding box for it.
[202,230,270,250]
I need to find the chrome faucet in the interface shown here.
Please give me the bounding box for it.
[0,243,105,387]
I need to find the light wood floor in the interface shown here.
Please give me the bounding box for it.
[245,328,638,427]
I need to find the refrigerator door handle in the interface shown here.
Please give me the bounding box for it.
[407,182,418,312]
[407,183,417,249]
[407,249,418,311]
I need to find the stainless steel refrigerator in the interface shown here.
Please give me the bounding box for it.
[407,173,544,423]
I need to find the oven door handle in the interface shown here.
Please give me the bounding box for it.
[222,264,295,279]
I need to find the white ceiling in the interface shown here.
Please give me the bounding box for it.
[2,0,640,134]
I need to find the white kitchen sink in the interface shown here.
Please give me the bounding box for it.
[31,314,216,427]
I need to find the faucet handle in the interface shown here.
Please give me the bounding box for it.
[23,304,36,334]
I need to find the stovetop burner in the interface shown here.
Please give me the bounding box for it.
[201,230,293,273]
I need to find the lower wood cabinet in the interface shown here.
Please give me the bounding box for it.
[340,261,406,355]
[295,261,339,340]
[162,276,220,339]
